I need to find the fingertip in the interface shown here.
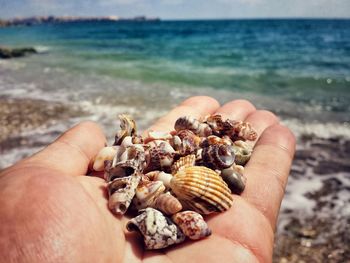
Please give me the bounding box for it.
[216,99,256,120]
[181,96,220,110]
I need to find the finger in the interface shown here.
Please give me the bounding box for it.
[215,99,256,121]
[20,121,107,176]
[242,124,296,228]
[146,96,220,133]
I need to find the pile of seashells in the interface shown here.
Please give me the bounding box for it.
[92,114,257,249]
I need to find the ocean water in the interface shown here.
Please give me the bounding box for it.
[1,19,350,260]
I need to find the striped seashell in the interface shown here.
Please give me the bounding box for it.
[173,130,201,156]
[144,141,175,172]
[220,164,246,194]
[201,135,233,147]
[201,144,235,170]
[107,172,141,215]
[222,120,257,141]
[145,171,173,188]
[232,140,253,165]
[172,211,211,240]
[153,192,183,215]
[113,114,137,146]
[170,166,233,214]
[92,146,117,172]
[171,154,196,174]
[203,114,225,135]
[132,177,166,210]
[126,208,186,250]
[174,116,212,137]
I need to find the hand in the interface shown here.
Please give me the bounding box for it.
[0,96,295,263]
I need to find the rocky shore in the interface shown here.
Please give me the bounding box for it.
[0,47,37,59]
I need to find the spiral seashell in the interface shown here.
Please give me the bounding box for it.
[201,144,235,170]
[144,141,175,172]
[200,135,233,148]
[113,114,137,145]
[92,146,117,172]
[203,114,225,135]
[107,172,141,215]
[171,154,196,174]
[173,130,201,156]
[144,131,173,144]
[153,192,183,215]
[132,177,166,210]
[172,211,211,240]
[170,166,233,214]
[145,171,173,188]
[220,164,246,194]
[105,145,146,182]
[126,208,186,250]
[174,116,212,137]
[232,140,253,165]
[221,120,257,141]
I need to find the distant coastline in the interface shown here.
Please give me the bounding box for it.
[0,15,160,27]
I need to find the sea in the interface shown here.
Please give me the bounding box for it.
[0,19,350,261]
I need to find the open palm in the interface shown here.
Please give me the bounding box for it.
[0,96,295,263]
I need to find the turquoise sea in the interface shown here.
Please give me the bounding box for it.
[1,19,350,261]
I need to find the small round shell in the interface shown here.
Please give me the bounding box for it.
[202,144,235,170]
[174,116,212,137]
[93,146,117,172]
[232,140,253,165]
[172,211,211,240]
[153,192,183,215]
[220,164,246,194]
[126,208,186,250]
[170,166,233,214]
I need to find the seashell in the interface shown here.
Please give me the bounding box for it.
[232,140,253,165]
[144,131,173,144]
[222,120,257,141]
[105,145,146,182]
[203,114,225,134]
[174,116,212,137]
[144,141,175,172]
[126,208,186,249]
[114,114,137,146]
[171,154,196,174]
[200,135,233,148]
[173,130,201,156]
[172,211,211,240]
[220,164,246,194]
[202,144,235,170]
[170,166,233,214]
[93,146,117,172]
[145,171,173,188]
[153,192,183,215]
[132,177,166,210]
[108,172,141,215]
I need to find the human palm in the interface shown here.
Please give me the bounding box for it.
[0,97,295,263]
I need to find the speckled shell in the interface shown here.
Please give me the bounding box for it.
[132,177,166,210]
[202,144,235,170]
[126,208,186,250]
[223,120,257,141]
[172,211,211,240]
[170,166,233,214]
[153,192,183,215]
[108,172,141,215]
[201,135,233,147]
[171,154,196,174]
[173,130,201,156]
[220,164,246,194]
[175,116,212,137]
[114,114,137,145]
[93,146,117,172]
[203,114,225,135]
[144,140,175,172]
[232,140,253,165]
[145,171,173,188]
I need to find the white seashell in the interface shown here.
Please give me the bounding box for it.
[146,171,173,188]
[93,146,117,172]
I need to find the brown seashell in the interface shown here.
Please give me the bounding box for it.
[153,192,183,215]
[203,114,225,135]
[145,171,173,188]
[174,116,212,137]
[220,164,246,194]
[170,166,233,214]
[144,141,175,172]
[171,154,196,174]
[232,140,253,165]
[126,208,186,250]
[114,114,137,145]
[107,172,141,215]
[202,144,235,170]
[173,130,201,156]
[222,120,257,141]
[172,211,211,240]
[132,177,166,210]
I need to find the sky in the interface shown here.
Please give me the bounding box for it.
[0,0,349,19]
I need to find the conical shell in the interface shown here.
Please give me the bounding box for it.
[126,208,186,250]
[172,211,211,240]
[132,177,166,210]
[153,192,182,215]
[170,166,233,214]
[144,141,175,172]
[114,114,137,145]
[174,116,212,137]
[171,154,196,174]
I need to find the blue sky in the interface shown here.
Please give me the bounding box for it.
[1,0,349,19]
